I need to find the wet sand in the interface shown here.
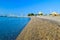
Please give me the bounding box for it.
[16,17,60,40]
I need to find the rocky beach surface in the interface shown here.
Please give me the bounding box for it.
[16,16,60,40]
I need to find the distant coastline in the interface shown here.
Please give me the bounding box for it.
[0,15,29,18]
[0,15,19,17]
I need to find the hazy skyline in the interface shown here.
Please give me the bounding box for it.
[0,0,60,16]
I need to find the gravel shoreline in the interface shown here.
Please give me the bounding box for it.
[16,17,60,40]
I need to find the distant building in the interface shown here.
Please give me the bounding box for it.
[50,12,59,16]
[34,12,43,16]
[38,12,43,16]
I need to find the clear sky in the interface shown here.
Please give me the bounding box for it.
[0,0,60,16]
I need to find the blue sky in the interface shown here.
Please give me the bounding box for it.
[0,0,60,16]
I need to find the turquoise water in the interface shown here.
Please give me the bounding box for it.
[0,17,30,40]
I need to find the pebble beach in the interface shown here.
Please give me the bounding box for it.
[16,16,60,40]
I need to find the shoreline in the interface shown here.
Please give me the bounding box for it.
[16,16,60,40]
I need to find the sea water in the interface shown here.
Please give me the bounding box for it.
[0,17,30,40]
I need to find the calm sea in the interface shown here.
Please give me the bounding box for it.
[0,17,30,40]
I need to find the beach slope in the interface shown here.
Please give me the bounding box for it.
[16,17,60,40]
